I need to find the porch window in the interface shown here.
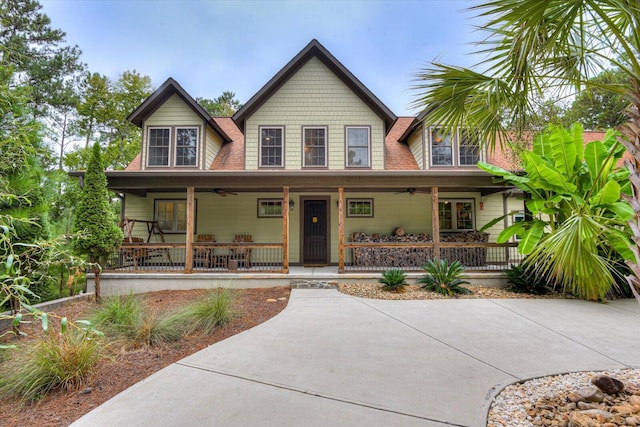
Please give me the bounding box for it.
[260,127,284,167]
[303,126,327,167]
[346,126,370,167]
[258,199,283,217]
[154,199,194,233]
[439,199,474,231]
[147,127,199,167]
[347,199,373,217]
[148,128,171,166]
[429,127,482,167]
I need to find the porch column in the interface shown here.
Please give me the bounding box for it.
[431,187,440,260]
[184,187,195,273]
[282,186,289,274]
[338,187,345,273]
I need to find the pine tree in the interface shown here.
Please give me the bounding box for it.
[74,143,122,301]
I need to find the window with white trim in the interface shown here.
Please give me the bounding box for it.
[347,199,373,217]
[429,127,482,167]
[260,127,284,167]
[438,199,475,231]
[303,127,327,167]
[346,126,370,167]
[258,199,283,217]
[154,199,195,233]
[147,127,199,167]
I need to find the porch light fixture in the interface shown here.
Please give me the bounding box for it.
[289,200,295,211]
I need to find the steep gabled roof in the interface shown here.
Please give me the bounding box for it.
[128,78,231,143]
[210,118,245,170]
[233,39,397,132]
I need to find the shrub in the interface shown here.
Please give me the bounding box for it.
[0,330,103,401]
[504,263,552,295]
[417,259,471,296]
[176,289,235,335]
[378,269,408,292]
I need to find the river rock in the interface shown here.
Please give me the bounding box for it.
[578,386,604,403]
[592,375,624,395]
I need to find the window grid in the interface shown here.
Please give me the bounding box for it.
[347,199,373,217]
[175,128,198,166]
[260,127,283,167]
[430,128,454,166]
[438,200,475,231]
[459,130,480,166]
[154,200,190,233]
[303,127,327,167]
[148,128,171,166]
[258,199,283,217]
[346,127,370,167]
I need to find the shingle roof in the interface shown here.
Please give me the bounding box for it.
[125,153,142,171]
[209,118,245,170]
[385,117,420,170]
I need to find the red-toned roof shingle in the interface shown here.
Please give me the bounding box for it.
[125,153,142,171]
[385,117,420,170]
[210,118,245,170]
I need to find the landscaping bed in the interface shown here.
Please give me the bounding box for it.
[0,287,290,427]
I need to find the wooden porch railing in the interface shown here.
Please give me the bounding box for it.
[340,241,521,272]
[106,242,286,273]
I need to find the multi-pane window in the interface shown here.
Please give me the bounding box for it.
[438,200,475,231]
[303,127,327,167]
[147,127,199,167]
[431,128,454,166]
[347,199,373,217]
[154,200,192,233]
[346,126,370,167]
[459,129,480,166]
[257,199,283,217]
[148,128,171,166]
[260,127,284,167]
[429,127,482,167]
[175,128,198,166]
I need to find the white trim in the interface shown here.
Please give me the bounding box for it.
[438,198,476,232]
[345,126,371,168]
[302,126,328,167]
[146,127,172,167]
[259,126,285,168]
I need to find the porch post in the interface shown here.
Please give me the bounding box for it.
[338,187,345,273]
[184,186,195,273]
[431,187,440,260]
[282,186,289,274]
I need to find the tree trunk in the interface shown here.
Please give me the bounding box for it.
[93,264,102,303]
[620,78,640,303]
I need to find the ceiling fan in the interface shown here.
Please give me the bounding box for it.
[213,189,238,197]
[394,188,429,196]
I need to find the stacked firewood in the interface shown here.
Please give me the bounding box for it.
[350,230,489,268]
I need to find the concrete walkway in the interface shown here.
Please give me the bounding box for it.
[72,290,640,427]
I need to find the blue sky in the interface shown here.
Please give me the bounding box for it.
[41,0,482,116]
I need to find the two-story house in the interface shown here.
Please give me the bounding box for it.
[100,39,523,286]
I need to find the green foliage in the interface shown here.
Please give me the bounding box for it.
[479,124,632,300]
[504,263,552,295]
[378,269,408,292]
[174,289,235,335]
[73,143,122,300]
[0,329,103,401]
[417,259,471,296]
[90,293,182,346]
[196,91,243,116]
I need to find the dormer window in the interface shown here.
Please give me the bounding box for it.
[303,126,327,167]
[260,126,284,168]
[346,126,370,168]
[430,127,482,167]
[147,126,199,167]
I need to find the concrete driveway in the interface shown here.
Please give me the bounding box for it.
[72,289,640,427]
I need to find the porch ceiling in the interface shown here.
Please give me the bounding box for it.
[97,170,513,196]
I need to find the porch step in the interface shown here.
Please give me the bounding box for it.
[290,280,338,289]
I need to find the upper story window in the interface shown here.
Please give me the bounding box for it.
[438,199,475,231]
[260,126,284,168]
[346,126,370,167]
[430,127,482,167]
[303,126,327,167]
[147,127,199,167]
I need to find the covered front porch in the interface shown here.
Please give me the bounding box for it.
[104,170,522,275]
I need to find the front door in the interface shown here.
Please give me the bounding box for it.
[302,199,329,265]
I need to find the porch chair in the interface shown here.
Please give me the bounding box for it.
[231,234,253,269]
[193,234,216,268]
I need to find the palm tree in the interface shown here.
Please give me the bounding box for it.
[413,0,640,301]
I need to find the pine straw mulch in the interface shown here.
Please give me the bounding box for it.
[0,287,290,427]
